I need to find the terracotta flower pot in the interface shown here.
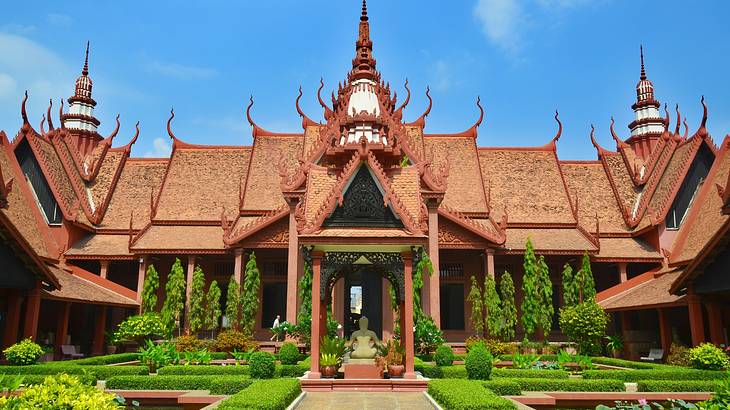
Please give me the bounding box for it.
[321,365,338,378]
[387,364,405,378]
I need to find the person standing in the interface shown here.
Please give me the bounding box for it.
[270,315,281,341]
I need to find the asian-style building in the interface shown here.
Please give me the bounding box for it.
[1,1,728,367]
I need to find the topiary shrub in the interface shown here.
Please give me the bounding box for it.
[3,338,44,365]
[434,345,455,367]
[214,330,256,353]
[666,343,691,367]
[279,342,300,365]
[112,313,166,346]
[0,374,120,409]
[173,335,203,352]
[249,351,276,379]
[465,342,493,380]
[558,301,609,355]
[689,343,730,370]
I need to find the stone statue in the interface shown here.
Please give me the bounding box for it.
[349,316,380,359]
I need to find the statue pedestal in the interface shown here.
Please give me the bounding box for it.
[343,359,383,379]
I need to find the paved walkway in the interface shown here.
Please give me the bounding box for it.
[295,391,434,409]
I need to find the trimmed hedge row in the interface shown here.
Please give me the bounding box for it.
[415,364,467,379]
[105,375,252,395]
[157,364,308,377]
[637,380,724,392]
[492,368,569,379]
[582,369,727,382]
[482,379,522,395]
[508,378,625,392]
[217,378,301,410]
[428,379,516,409]
[590,357,658,369]
[10,373,96,386]
[0,364,147,380]
[59,353,139,365]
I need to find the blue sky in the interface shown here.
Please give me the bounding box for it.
[1,0,728,159]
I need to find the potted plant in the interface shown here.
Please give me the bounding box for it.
[320,353,339,378]
[377,339,405,378]
[319,335,345,378]
[605,334,623,358]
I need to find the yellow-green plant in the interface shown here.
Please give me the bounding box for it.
[2,338,44,366]
[0,374,121,409]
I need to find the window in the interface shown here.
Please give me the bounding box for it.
[665,144,714,229]
[15,140,61,224]
[439,283,465,330]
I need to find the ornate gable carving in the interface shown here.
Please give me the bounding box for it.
[438,217,488,249]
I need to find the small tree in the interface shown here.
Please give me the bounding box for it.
[204,280,222,335]
[561,263,578,307]
[499,271,517,341]
[413,248,433,322]
[484,275,503,339]
[536,255,554,338]
[521,238,540,339]
[559,300,609,355]
[575,252,596,303]
[225,276,241,331]
[161,258,186,336]
[296,260,313,347]
[240,252,261,335]
[188,265,206,334]
[466,276,484,337]
[141,264,160,314]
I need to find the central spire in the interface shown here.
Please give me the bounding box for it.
[351,0,377,81]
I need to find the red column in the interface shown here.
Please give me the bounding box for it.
[706,302,724,346]
[54,302,71,359]
[687,288,705,346]
[620,311,631,359]
[184,255,196,333]
[2,292,22,349]
[426,204,441,327]
[309,252,323,378]
[22,284,41,341]
[402,252,416,379]
[618,262,628,283]
[92,306,108,356]
[234,249,244,285]
[334,279,345,338]
[658,309,671,357]
[136,256,148,305]
[286,206,299,324]
[100,260,110,280]
[381,277,394,340]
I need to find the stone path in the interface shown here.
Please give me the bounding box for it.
[295,391,435,410]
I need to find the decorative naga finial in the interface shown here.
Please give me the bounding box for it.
[552,110,562,143]
[474,96,484,128]
[82,41,90,76]
[47,99,54,130]
[675,104,682,135]
[21,91,29,125]
[104,114,120,143]
[589,124,602,152]
[699,95,708,132]
[167,108,177,140]
[395,79,410,114]
[295,86,317,128]
[610,117,629,149]
[246,95,256,127]
[59,98,65,129]
[317,78,333,119]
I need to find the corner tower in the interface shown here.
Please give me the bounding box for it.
[627,46,666,160]
[61,42,102,158]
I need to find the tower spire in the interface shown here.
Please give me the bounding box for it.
[639,44,646,80]
[351,0,377,81]
[82,41,90,76]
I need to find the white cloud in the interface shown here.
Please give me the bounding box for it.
[147,61,217,80]
[46,14,73,27]
[0,23,36,35]
[143,137,172,158]
[0,73,17,98]
[431,60,453,92]
[473,0,524,54]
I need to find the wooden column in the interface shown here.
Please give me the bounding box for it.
[92,306,108,356]
[381,277,394,340]
[286,206,299,324]
[54,302,71,359]
[426,204,441,327]
[99,260,110,280]
[184,255,196,333]
[309,252,323,378]
[22,283,41,341]
[687,287,705,346]
[233,249,244,285]
[618,262,628,283]
[2,292,22,349]
[657,308,671,356]
[136,256,148,305]
[402,252,416,379]
[334,279,345,338]
[706,302,724,346]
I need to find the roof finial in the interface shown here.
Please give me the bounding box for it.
[83,41,90,76]
[639,44,646,81]
[361,0,368,21]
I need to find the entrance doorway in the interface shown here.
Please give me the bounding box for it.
[344,269,382,339]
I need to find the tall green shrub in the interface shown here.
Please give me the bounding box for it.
[521,238,539,339]
[413,247,433,322]
[188,265,206,334]
[240,252,261,335]
[204,280,222,332]
[484,275,503,338]
[141,264,160,314]
[225,276,241,331]
[536,255,554,337]
[161,258,186,335]
[296,259,313,347]
[561,263,577,307]
[465,342,493,380]
[466,275,484,337]
[499,271,517,341]
[559,300,608,355]
[575,252,596,302]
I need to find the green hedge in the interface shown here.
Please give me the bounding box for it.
[158,365,250,376]
[106,375,252,395]
[482,379,522,395]
[428,379,516,409]
[0,363,147,380]
[59,353,139,365]
[492,368,569,379]
[582,369,727,382]
[590,357,659,369]
[11,373,96,386]
[637,380,724,392]
[217,378,301,410]
[507,378,624,392]
[415,364,467,379]
[277,364,308,377]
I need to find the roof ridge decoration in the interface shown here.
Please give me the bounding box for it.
[167,108,194,150]
[223,203,289,246]
[296,86,319,128]
[405,86,432,128]
[438,203,506,245]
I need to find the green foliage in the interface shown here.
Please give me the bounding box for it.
[63,353,139,366]
[558,300,609,355]
[224,275,241,331]
[699,372,730,409]
[689,343,730,370]
[320,335,346,358]
[295,260,313,347]
[466,275,485,337]
[482,379,522,395]
[139,340,178,373]
[465,342,494,380]
[582,368,727,382]
[161,258,186,335]
[505,377,625,392]
[183,349,212,365]
[666,343,691,367]
[159,365,250,375]
[279,342,300,365]
[590,356,658,369]
[521,238,540,338]
[484,275,503,339]
[249,351,276,379]
[376,339,405,367]
[561,263,578,307]
[217,379,302,410]
[511,352,540,369]
[575,252,596,303]
[414,316,444,355]
[435,345,455,367]
[204,280,222,331]
[112,313,166,346]
[320,353,339,366]
[466,337,516,356]
[605,334,624,352]
[0,374,24,391]
[536,255,554,336]
[188,265,206,334]
[0,374,121,409]
[173,335,203,352]
[106,375,253,395]
[492,368,569,379]
[556,349,594,370]
[241,252,261,335]
[141,263,160,314]
[413,247,433,322]
[400,154,409,168]
[637,379,725,392]
[499,271,517,341]
[3,338,44,365]
[215,330,256,353]
[428,379,517,410]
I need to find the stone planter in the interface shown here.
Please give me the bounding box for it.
[321,365,338,378]
[387,364,405,378]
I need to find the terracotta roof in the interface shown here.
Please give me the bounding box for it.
[241,135,303,211]
[155,147,251,221]
[304,167,338,222]
[405,126,425,161]
[502,228,597,254]
[299,227,423,238]
[561,162,630,233]
[602,152,640,219]
[478,149,575,224]
[130,225,225,253]
[598,269,685,311]
[23,132,78,216]
[424,136,488,213]
[595,237,662,262]
[85,149,125,213]
[390,166,422,226]
[99,159,168,230]
[44,264,138,307]
[65,234,132,259]
[301,125,322,162]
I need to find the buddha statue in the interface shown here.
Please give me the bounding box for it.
[349,316,380,359]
